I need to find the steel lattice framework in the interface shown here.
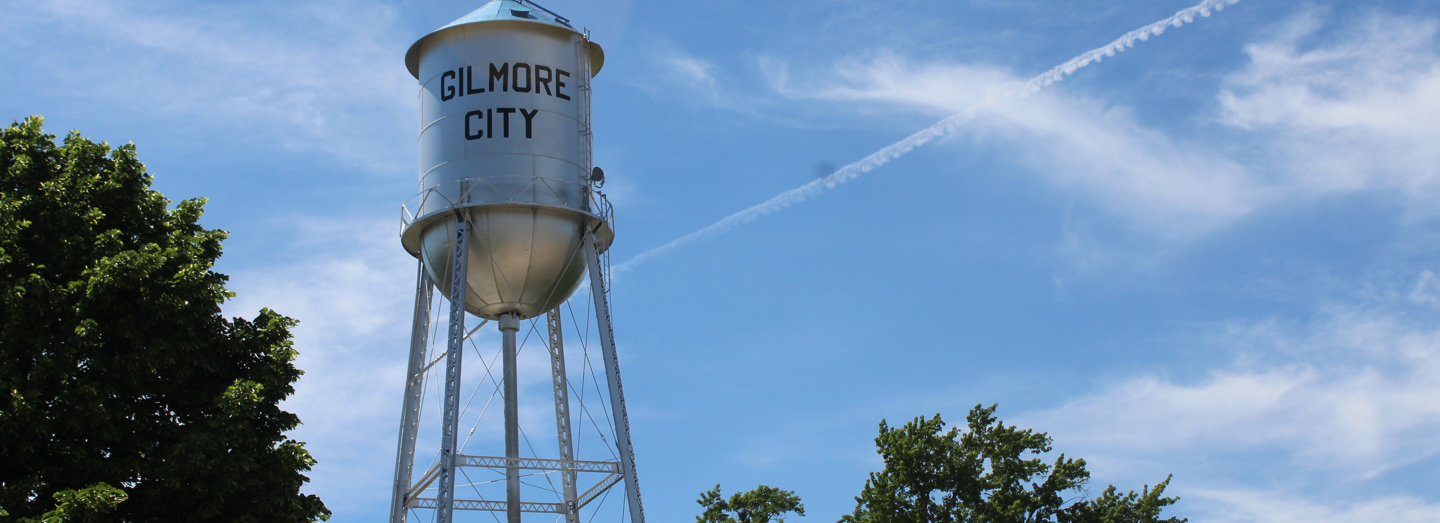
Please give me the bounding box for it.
[388,201,639,523]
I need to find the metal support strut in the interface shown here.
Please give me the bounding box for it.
[436,211,470,523]
[583,229,645,523]
[390,261,433,523]
[499,312,521,523]
[548,310,582,523]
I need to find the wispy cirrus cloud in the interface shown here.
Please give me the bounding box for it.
[1219,11,1440,206]
[762,51,1262,239]
[1020,270,1440,521]
[1191,489,1440,523]
[221,218,415,509]
[754,11,1440,241]
[1,0,416,174]
[1035,304,1440,475]
[631,41,825,129]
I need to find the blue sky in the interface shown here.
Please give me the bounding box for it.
[4,0,1440,521]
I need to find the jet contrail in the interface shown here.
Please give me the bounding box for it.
[613,0,1241,275]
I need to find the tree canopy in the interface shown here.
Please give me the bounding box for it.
[697,484,806,523]
[0,116,328,522]
[841,405,1183,523]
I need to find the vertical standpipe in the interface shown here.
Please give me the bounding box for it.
[499,313,520,523]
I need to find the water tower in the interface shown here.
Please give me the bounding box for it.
[389,2,642,522]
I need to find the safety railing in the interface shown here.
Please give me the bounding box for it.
[401,177,613,236]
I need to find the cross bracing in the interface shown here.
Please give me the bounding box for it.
[389,197,640,523]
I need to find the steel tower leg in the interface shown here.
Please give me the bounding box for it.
[499,312,521,523]
[547,310,581,523]
[390,261,434,523]
[583,230,645,523]
[436,211,470,523]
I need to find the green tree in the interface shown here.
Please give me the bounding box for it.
[0,116,329,522]
[698,484,806,523]
[841,405,1182,523]
[4,483,128,523]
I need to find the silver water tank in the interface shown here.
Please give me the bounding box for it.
[402,0,612,320]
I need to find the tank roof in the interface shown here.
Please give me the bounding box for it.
[406,0,594,79]
[442,0,573,32]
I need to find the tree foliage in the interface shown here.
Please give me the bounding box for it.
[4,483,128,523]
[0,116,328,522]
[698,484,806,523]
[841,405,1183,523]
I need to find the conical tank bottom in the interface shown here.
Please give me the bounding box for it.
[420,205,592,320]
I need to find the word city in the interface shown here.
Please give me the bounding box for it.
[464,108,538,140]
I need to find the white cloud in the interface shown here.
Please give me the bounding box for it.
[630,43,828,129]
[1032,293,1440,477]
[980,94,1260,237]
[767,53,1262,238]
[631,44,730,108]
[1219,12,1440,206]
[1009,269,1440,521]
[4,0,417,174]
[760,12,1440,240]
[1412,271,1440,306]
[666,55,721,94]
[222,218,416,501]
[1191,489,1440,523]
[779,53,1011,113]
